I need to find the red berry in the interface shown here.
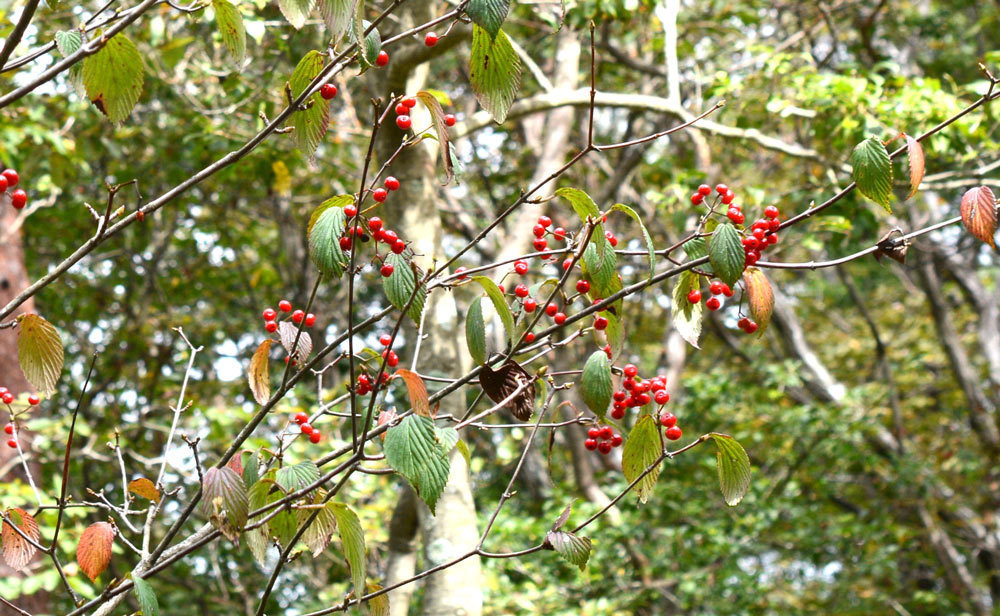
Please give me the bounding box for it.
[309,431,321,444]
[532,224,546,238]
[381,230,399,244]
[263,308,277,321]
[691,193,704,205]
[28,394,39,406]
[687,289,701,304]
[752,227,767,240]
[744,320,759,334]
[562,258,573,271]
[698,184,712,196]
[377,334,391,347]
[764,205,779,219]
[294,413,309,424]
[597,441,613,454]
[340,236,353,251]
[660,412,677,428]
[10,189,27,209]
[722,284,734,297]
[737,317,751,330]
[745,250,760,266]
[455,266,468,280]
[385,350,399,367]
[2,169,18,187]
[768,218,780,231]
[604,344,612,358]
[320,83,338,99]
[665,426,683,441]
[545,303,558,316]
[587,427,601,439]
[291,310,305,324]
[380,263,394,277]
[533,238,548,251]
[424,32,438,46]
[611,433,623,447]
[395,103,409,116]
[523,298,537,312]
[613,390,627,402]
[368,217,383,233]
[305,313,316,327]
[376,50,389,66]
[706,297,721,311]
[344,204,358,218]
[384,176,400,191]
[391,240,406,254]
[584,438,598,451]
[0,176,6,192]
[6,439,16,449]
[300,423,314,434]
[553,227,566,241]
[553,312,566,325]
[444,114,456,127]
[396,115,411,130]
[136,210,145,222]
[402,97,417,108]
[598,425,612,440]
[709,281,724,295]
[535,216,550,228]
[278,300,292,312]
[373,188,388,202]
[4,424,12,434]
[767,233,778,245]
[623,364,638,378]
[513,260,529,275]
[576,280,590,294]
[594,316,608,330]
[265,321,278,333]
[654,390,670,405]
[611,407,625,420]
[606,232,618,247]
[524,332,535,343]
[715,183,728,194]
[721,191,735,205]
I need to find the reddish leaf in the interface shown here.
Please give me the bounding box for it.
[226,454,244,477]
[394,369,431,417]
[960,186,997,248]
[377,408,397,440]
[76,521,114,581]
[904,134,924,199]
[248,339,273,405]
[201,466,249,542]
[743,267,774,335]
[2,508,40,571]
[127,477,160,503]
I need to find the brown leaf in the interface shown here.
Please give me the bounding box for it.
[76,521,114,581]
[743,267,774,335]
[127,477,160,503]
[377,409,397,440]
[248,339,273,405]
[2,508,40,571]
[394,369,431,417]
[960,186,997,248]
[278,321,313,362]
[874,228,910,264]
[479,360,534,421]
[904,133,924,199]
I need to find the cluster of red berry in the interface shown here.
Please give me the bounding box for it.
[1,168,27,210]
[378,333,400,367]
[291,412,322,443]
[584,425,622,454]
[343,213,407,259]
[530,214,567,253]
[611,365,670,421]
[743,205,781,267]
[687,279,734,311]
[3,386,40,449]
[393,96,458,131]
[355,371,388,396]
[659,411,683,441]
[262,300,316,333]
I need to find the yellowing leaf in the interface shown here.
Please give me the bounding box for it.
[2,508,40,571]
[17,313,64,394]
[81,34,144,124]
[272,161,292,196]
[743,267,774,335]
[248,339,272,405]
[127,477,161,503]
[77,521,114,581]
[213,0,246,65]
[469,25,521,123]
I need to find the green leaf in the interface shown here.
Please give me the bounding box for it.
[670,270,702,348]
[309,194,354,235]
[132,576,160,616]
[350,15,381,68]
[241,451,259,487]
[435,426,459,453]
[416,91,454,182]
[289,50,330,157]
[465,297,487,366]
[465,0,509,40]
[850,136,893,213]
[54,30,82,57]
[581,239,618,300]
[308,201,349,277]
[82,33,144,124]
[16,314,64,395]
[555,187,600,221]
[278,0,316,29]
[683,237,711,274]
[621,414,662,504]
[276,461,320,492]
[469,25,521,123]
[546,530,591,570]
[331,503,366,600]
[707,223,744,287]
[599,310,625,359]
[201,467,249,540]
[246,480,273,564]
[471,276,515,346]
[383,253,426,325]
[318,0,352,41]
[212,0,246,65]
[298,495,338,556]
[611,203,656,279]
[383,415,451,513]
[269,506,299,548]
[579,351,612,420]
[710,433,752,506]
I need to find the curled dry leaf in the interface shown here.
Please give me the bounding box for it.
[248,339,273,405]
[960,186,997,248]
[278,321,313,363]
[77,521,114,581]
[479,360,534,421]
[904,133,924,199]
[2,508,40,571]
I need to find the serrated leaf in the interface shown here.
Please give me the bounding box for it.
[278,321,313,362]
[393,369,431,417]
[241,451,260,487]
[278,0,316,29]
[469,25,521,123]
[555,187,600,221]
[671,270,702,348]
[201,467,249,541]
[904,134,924,199]
[960,186,997,248]
[743,267,774,335]
[54,30,82,57]
[82,33,144,124]
[465,297,487,366]
[276,461,320,492]
[76,522,114,581]
[579,351,612,420]
[298,495,338,556]
[851,136,893,213]
[212,0,246,65]
[435,426,459,453]
[599,310,625,359]
[128,478,160,503]
[621,414,662,504]
[248,339,272,405]
[551,501,575,531]
[16,313,64,394]
[546,530,591,570]
[707,223,744,287]
[471,276,515,345]
[611,203,656,279]
[318,0,352,41]
[479,360,534,421]
[465,0,508,40]
[581,238,618,300]
[132,576,160,616]
[331,503,366,600]
[246,480,273,564]
[350,15,381,68]
[2,508,39,571]
[367,584,389,616]
[416,91,454,183]
[289,50,330,157]
[383,415,451,513]
[710,433,751,506]
[308,200,350,277]
[383,253,426,325]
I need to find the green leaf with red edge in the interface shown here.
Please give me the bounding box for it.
[201,466,249,541]
[671,270,703,348]
[743,267,774,335]
[383,415,451,513]
[960,186,997,248]
[904,133,924,199]
[621,414,662,504]
[289,50,330,158]
[82,33,144,125]
[416,91,454,183]
[331,502,366,601]
[394,369,431,417]
[545,530,591,570]
[579,350,612,420]
[851,136,893,213]
[2,508,40,571]
[212,0,246,66]
[76,521,114,581]
[16,313,64,394]
[469,25,521,123]
[383,252,426,325]
[278,0,316,29]
[248,339,272,405]
[710,433,752,506]
[707,222,745,287]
